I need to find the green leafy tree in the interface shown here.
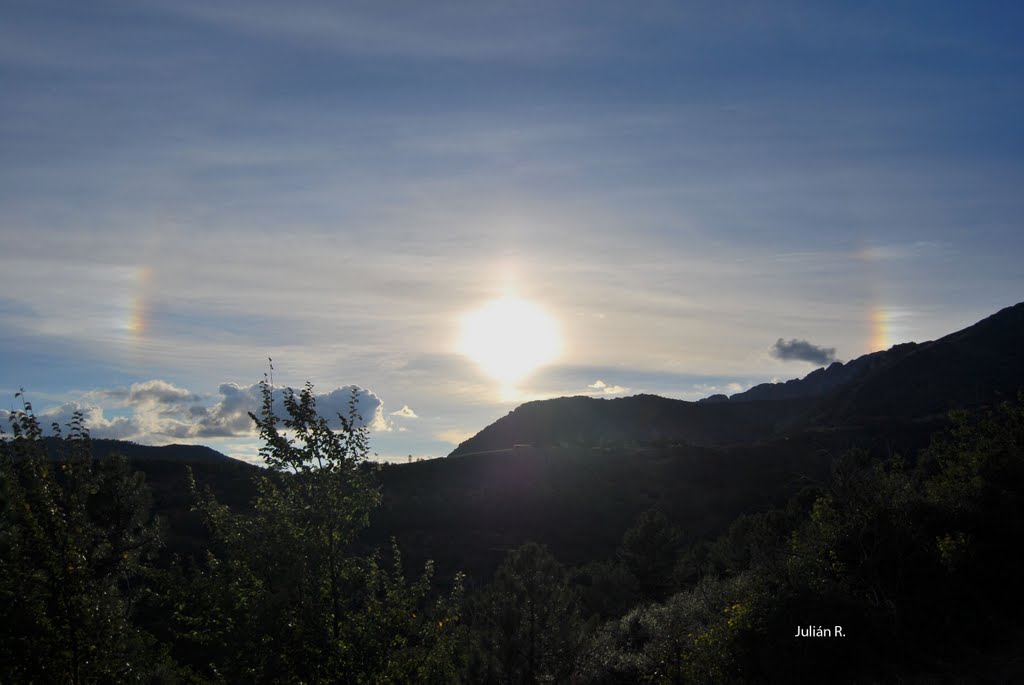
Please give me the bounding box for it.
[471,542,583,684]
[580,401,1024,682]
[574,559,639,620]
[0,394,169,683]
[618,508,684,601]
[179,371,463,682]
[576,572,767,685]
[918,402,1024,636]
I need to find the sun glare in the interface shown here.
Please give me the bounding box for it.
[459,296,561,385]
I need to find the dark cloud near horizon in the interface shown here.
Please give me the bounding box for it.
[771,338,838,365]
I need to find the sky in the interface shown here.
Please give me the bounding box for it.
[2,1,1022,463]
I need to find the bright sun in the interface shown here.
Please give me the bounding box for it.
[459,296,561,384]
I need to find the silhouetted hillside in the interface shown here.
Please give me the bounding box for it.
[60,302,1021,580]
[814,302,1024,422]
[448,395,815,457]
[721,346,914,403]
[137,455,262,562]
[375,418,946,581]
[42,437,242,465]
[41,438,261,561]
[450,302,1024,457]
[725,302,1023,416]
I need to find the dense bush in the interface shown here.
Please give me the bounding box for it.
[572,401,1024,683]
[0,395,171,682]
[174,375,464,682]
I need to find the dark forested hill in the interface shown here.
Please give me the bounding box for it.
[373,419,947,581]
[137,454,261,562]
[62,302,1024,584]
[447,395,816,457]
[812,301,1024,422]
[449,302,1024,457]
[42,437,244,465]
[11,305,1021,683]
[720,302,1023,409]
[721,346,914,403]
[44,439,262,561]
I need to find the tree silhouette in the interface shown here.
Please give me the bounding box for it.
[472,542,582,684]
[0,394,168,682]
[618,508,683,601]
[180,371,463,682]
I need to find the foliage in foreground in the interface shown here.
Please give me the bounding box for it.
[175,376,465,683]
[1,380,465,684]
[2,381,1023,683]
[574,402,1024,683]
[0,395,170,683]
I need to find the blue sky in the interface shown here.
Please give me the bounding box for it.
[2,1,1022,462]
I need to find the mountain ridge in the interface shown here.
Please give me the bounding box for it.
[40,437,245,465]
[448,302,1024,457]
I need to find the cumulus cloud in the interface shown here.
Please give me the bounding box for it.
[88,380,200,411]
[1,401,138,440]
[587,380,629,395]
[319,385,389,431]
[127,380,201,406]
[192,383,389,437]
[3,380,390,443]
[770,338,838,365]
[691,382,747,398]
[390,405,418,418]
